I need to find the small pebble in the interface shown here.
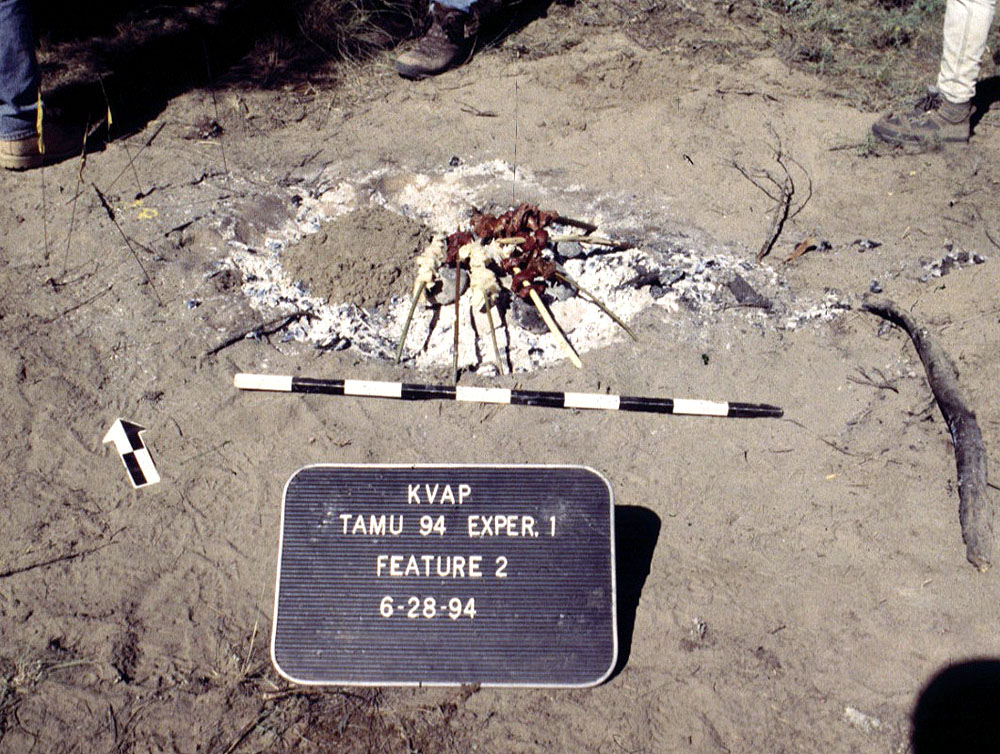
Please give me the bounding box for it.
[556,241,585,259]
[509,295,548,334]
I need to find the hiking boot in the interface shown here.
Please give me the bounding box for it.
[0,120,82,170]
[395,4,477,79]
[871,88,972,147]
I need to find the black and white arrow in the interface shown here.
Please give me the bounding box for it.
[234,373,783,419]
[103,419,160,488]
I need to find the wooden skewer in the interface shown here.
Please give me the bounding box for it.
[554,270,638,342]
[513,265,583,369]
[395,280,426,363]
[553,214,598,235]
[453,253,461,384]
[551,234,627,249]
[485,293,505,375]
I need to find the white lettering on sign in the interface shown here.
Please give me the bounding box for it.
[467,514,538,538]
[379,595,477,620]
[406,483,472,505]
[339,514,404,536]
[419,515,447,536]
[375,553,485,578]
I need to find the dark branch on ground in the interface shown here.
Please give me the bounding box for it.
[862,295,995,571]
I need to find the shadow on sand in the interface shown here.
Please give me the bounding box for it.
[610,504,660,680]
[911,659,1000,752]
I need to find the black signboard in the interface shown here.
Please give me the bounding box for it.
[272,464,616,687]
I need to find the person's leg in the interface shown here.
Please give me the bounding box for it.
[435,0,475,10]
[0,0,82,169]
[0,0,40,141]
[872,0,996,146]
[938,0,997,104]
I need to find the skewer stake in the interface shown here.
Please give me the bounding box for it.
[551,234,627,249]
[395,280,426,364]
[554,270,638,342]
[485,293,505,375]
[513,265,583,369]
[553,214,598,234]
[234,373,784,419]
[453,252,461,383]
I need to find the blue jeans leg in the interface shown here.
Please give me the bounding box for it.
[0,0,39,141]
[434,0,476,12]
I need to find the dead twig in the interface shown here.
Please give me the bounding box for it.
[206,310,313,356]
[41,284,114,325]
[459,102,498,117]
[61,121,90,276]
[984,227,1000,252]
[732,127,813,263]
[862,296,994,571]
[781,417,870,458]
[1,539,118,580]
[99,74,144,199]
[93,183,163,306]
[715,88,779,102]
[202,40,231,193]
[218,709,270,754]
[260,687,325,702]
[758,165,793,262]
[847,366,899,394]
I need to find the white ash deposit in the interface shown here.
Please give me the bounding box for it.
[217,160,850,372]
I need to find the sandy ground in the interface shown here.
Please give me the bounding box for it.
[3,4,1000,752]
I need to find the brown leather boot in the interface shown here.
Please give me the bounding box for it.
[0,120,82,170]
[395,4,478,79]
[872,88,972,147]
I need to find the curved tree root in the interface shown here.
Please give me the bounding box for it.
[862,296,994,571]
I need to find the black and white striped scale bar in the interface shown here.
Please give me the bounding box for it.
[234,374,783,419]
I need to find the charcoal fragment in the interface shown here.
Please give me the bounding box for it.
[727,274,772,309]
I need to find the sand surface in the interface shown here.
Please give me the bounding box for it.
[2,5,1000,752]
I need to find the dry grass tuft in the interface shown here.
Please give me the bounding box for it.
[294,0,427,60]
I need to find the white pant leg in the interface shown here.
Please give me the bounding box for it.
[937,0,997,103]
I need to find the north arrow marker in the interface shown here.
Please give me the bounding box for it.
[103,419,160,488]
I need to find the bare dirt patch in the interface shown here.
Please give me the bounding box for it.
[282,204,432,310]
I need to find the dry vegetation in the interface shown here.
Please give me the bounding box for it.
[34,0,993,111]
